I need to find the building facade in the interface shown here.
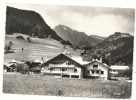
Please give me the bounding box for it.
[109,65,129,75]
[84,59,109,80]
[41,53,84,78]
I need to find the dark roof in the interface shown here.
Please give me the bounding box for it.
[41,53,84,69]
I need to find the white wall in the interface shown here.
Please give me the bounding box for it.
[41,63,83,78]
[84,61,109,80]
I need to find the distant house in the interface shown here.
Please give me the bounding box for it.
[84,59,110,80]
[41,53,88,78]
[3,64,10,72]
[109,65,129,75]
[3,63,16,72]
[3,59,25,72]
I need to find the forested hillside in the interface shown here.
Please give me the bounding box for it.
[6,6,62,41]
[81,32,134,66]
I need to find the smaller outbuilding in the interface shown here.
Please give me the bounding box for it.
[83,59,110,80]
[109,65,129,75]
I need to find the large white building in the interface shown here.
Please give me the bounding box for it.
[41,52,110,80]
[41,53,86,78]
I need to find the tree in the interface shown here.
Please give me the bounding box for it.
[9,41,13,47]
[118,67,133,79]
[22,63,30,73]
[16,63,30,74]
[45,34,46,38]
[27,37,31,42]
[4,45,11,53]
[14,63,22,73]
[32,33,34,37]
[4,41,13,54]
[48,35,51,39]
[101,54,114,66]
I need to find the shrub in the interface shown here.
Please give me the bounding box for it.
[14,63,30,74]
[48,35,51,39]
[9,41,13,47]
[27,37,31,42]
[4,45,11,53]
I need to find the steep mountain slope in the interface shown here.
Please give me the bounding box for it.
[94,32,133,53]
[90,35,106,40]
[109,38,134,65]
[54,24,105,47]
[88,35,106,46]
[93,32,134,65]
[6,6,62,41]
[104,32,132,41]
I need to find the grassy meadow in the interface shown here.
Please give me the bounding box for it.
[3,74,132,99]
[4,34,80,63]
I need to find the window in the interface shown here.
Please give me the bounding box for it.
[61,68,67,71]
[71,75,79,78]
[66,62,68,65]
[74,69,77,72]
[50,68,55,71]
[66,62,73,65]
[101,71,104,74]
[52,62,58,64]
[87,71,90,73]
[96,71,99,74]
[92,70,94,74]
[93,65,98,68]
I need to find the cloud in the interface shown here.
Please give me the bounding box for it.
[7,3,135,36]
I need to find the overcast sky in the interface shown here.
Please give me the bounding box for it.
[7,3,135,37]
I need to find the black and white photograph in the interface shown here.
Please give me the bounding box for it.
[2,1,135,99]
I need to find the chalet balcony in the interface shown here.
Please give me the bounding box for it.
[42,71,79,75]
[49,64,75,68]
[90,67,101,71]
[91,73,101,76]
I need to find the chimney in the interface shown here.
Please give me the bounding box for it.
[63,49,67,54]
[100,58,102,63]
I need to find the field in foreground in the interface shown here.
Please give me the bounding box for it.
[3,74,132,99]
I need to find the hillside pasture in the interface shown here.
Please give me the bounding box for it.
[4,34,80,63]
[3,74,131,99]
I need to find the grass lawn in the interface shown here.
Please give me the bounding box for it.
[3,74,132,99]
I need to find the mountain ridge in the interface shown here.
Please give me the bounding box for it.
[6,6,62,41]
[93,32,134,65]
[54,24,105,47]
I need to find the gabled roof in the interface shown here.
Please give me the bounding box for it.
[9,59,25,64]
[41,53,85,68]
[110,65,129,70]
[71,57,90,65]
[4,63,14,68]
[33,60,44,64]
[85,59,110,69]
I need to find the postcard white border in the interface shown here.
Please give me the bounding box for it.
[0,0,135,100]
